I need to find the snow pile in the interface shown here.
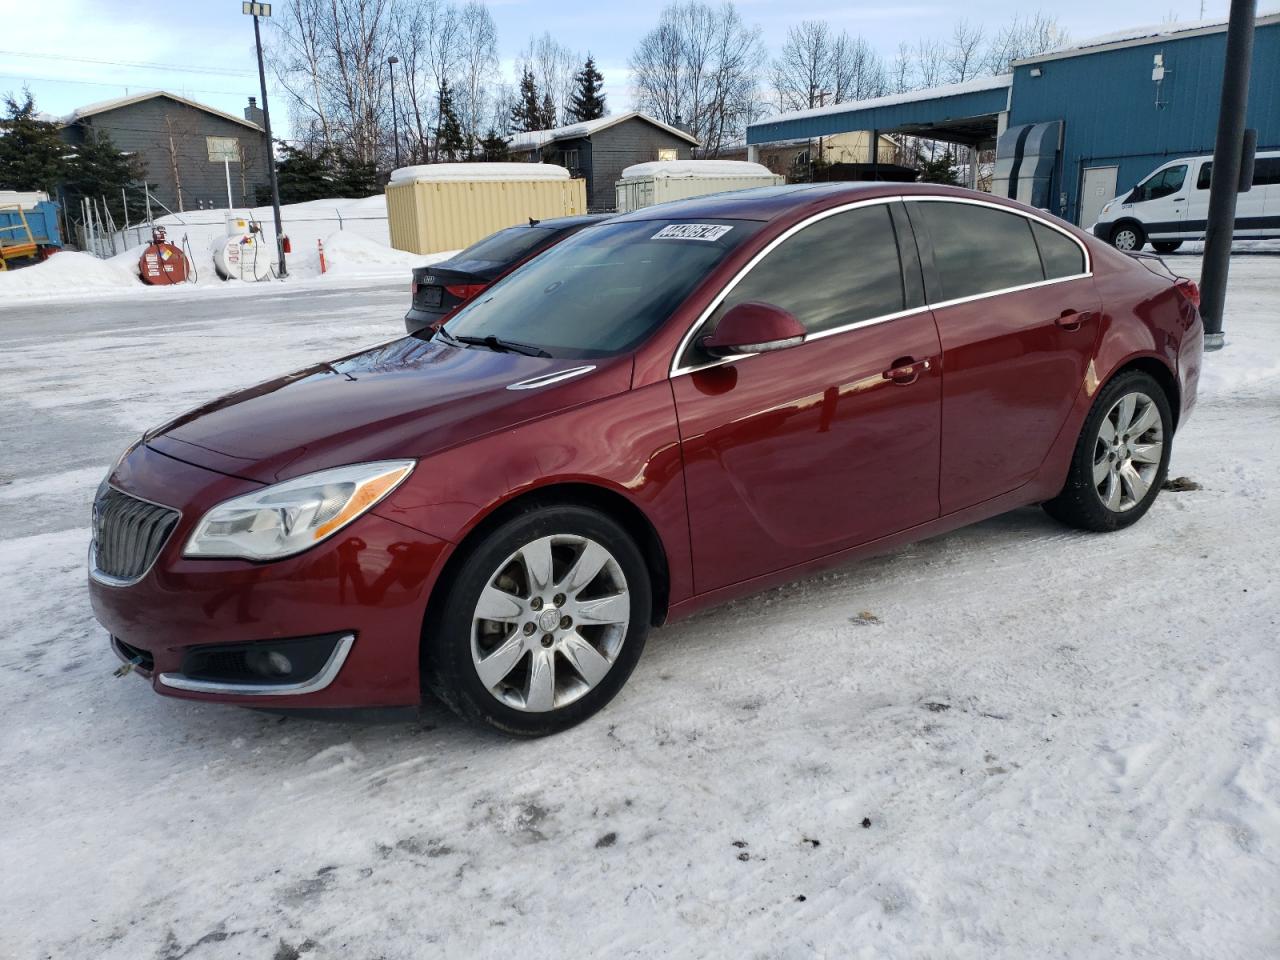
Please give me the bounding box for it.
[389,162,569,184]
[0,250,139,299]
[621,159,779,180]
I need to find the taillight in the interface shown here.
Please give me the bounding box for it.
[445,282,487,301]
[410,281,419,297]
[1175,278,1201,308]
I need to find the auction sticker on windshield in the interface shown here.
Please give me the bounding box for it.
[651,223,734,242]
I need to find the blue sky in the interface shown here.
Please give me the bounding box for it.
[1,0,1232,136]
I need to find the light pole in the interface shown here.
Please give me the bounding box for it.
[1199,0,1258,351]
[243,2,287,279]
[388,56,401,169]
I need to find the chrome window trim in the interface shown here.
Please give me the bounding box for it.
[668,194,1093,378]
[88,484,183,588]
[158,633,355,696]
[669,196,900,378]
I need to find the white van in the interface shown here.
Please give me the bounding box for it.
[1091,150,1280,252]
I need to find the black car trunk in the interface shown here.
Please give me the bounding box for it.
[410,261,504,318]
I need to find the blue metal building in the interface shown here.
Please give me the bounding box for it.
[745,12,1280,227]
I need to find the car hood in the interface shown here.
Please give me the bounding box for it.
[147,336,632,484]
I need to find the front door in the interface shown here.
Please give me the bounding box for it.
[671,202,942,594]
[1080,165,1118,228]
[908,198,1101,514]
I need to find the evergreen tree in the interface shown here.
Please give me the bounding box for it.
[273,144,336,203]
[918,150,960,185]
[510,68,545,133]
[63,128,148,223]
[568,55,606,122]
[335,152,381,196]
[539,91,558,130]
[0,91,68,194]
[436,79,466,161]
[478,129,510,162]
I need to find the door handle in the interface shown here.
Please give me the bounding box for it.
[1055,310,1094,331]
[882,357,931,385]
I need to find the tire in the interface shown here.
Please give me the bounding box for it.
[423,504,651,736]
[1044,370,1173,532]
[1152,240,1183,254]
[1110,222,1146,252]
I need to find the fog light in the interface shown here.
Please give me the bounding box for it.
[246,649,293,677]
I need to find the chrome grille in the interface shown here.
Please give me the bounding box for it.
[92,486,179,583]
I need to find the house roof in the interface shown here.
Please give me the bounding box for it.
[508,111,699,152]
[62,91,263,132]
[1014,8,1280,65]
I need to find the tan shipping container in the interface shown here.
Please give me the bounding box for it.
[386,163,586,255]
[615,160,785,213]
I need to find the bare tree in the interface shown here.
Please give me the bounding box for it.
[772,20,835,111]
[630,1,766,157]
[946,20,986,84]
[986,12,1067,74]
[519,32,578,127]
[832,33,886,102]
[458,2,498,149]
[915,36,946,88]
[891,41,913,94]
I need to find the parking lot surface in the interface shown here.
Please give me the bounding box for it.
[1,264,1277,958]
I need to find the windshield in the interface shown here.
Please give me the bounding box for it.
[455,224,557,264]
[442,218,758,358]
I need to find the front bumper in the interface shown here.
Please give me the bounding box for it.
[89,443,449,708]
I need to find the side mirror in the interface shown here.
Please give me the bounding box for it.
[700,301,806,358]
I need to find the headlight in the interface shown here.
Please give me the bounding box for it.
[1101,201,1113,216]
[184,460,415,560]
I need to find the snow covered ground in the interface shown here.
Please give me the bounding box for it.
[0,259,1277,959]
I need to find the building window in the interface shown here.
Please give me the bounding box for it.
[657,148,678,161]
[561,148,579,172]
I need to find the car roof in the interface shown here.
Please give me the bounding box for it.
[531,213,614,229]
[607,181,1061,225]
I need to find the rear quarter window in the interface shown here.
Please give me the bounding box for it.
[913,201,1045,301]
[1030,221,1086,280]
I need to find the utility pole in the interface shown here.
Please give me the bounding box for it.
[1199,0,1257,351]
[244,2,287,279]
[388,56,401,169]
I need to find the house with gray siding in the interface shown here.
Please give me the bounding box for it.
[509,112,698,211]
[61,91,270,214]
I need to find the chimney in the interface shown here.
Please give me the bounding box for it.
[244,96,265,128]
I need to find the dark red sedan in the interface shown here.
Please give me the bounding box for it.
[90,183,1203,735]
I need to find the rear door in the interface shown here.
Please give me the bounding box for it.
[671,200,942,594]
[907,198,1101,514]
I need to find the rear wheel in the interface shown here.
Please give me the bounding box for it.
[1044,370,1172,532]
[1152,240,1183,254]
[424,504,650,736]
[1110,222,1145,252]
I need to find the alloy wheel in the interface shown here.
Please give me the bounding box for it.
[1093,391,1164,512]
[470,534,630,712]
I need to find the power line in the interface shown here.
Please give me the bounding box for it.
[0,49,255,78]
[0,73,258,99]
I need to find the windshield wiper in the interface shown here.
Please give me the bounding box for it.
[453,334,551,358]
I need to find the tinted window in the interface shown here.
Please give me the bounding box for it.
[1031,221,1086,280]
[709,205,903,338]
[455,225,557,264]
[445,219,756,358]
[1133,165,1187,201]
[915,202,1044,301]
[1197,157,1280,189]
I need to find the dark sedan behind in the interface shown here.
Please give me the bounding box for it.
[405,214,612,334]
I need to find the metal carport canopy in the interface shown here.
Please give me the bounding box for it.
[746,74,1013,146]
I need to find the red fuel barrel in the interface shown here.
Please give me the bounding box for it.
[139,241,189,285]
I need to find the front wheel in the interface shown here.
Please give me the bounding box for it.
[1110,222,1145,252]
[424,504,651,736]
[1044,370,1173,532]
